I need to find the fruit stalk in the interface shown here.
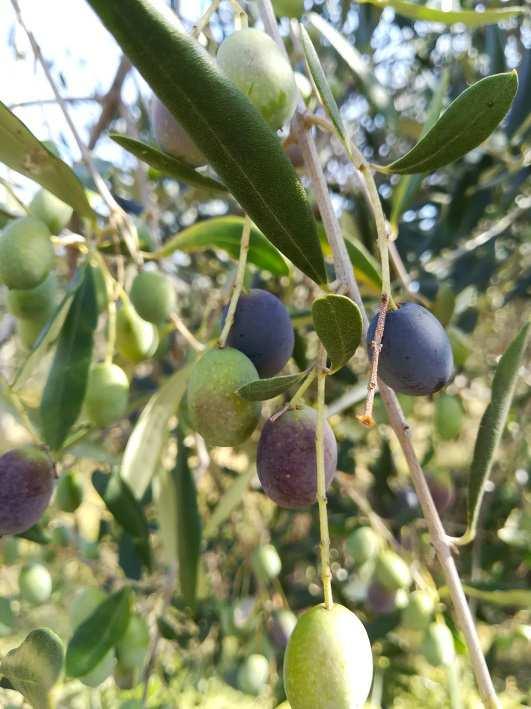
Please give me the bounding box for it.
[170,313,205,353]
[218,215,251,348]
[316,350,333,609]
[258,3,500,703]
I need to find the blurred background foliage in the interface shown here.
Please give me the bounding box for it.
[0,0,529,706]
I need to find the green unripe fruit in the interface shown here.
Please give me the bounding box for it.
[28,189,73,234]
[150,95,206,166]
[6,273,57,321]
[18,563,52,604]
[55,471,83,513]
[116,304,159,363]
[435,394,463,440]
[237,653,269,696]
[273,0,305,18]
[0,217,54,290]
[252,544,282,583]
[130,270,176,324]
[284,604,373,709]
[402,590,435,631]
[84,362,129,427]
[217,28,298,130]
[374,550,412,591]
[422,622,455,667]
[187,348,261,447]
[115,615,150,672]
[346,527,381,565]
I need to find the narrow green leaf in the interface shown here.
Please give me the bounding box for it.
[384,72,518,175]
[86,0,325,284]
[92,470,152,570]
[0,628,64,709]
[153,216,289,276]
[299,24,346,143]
[462,584,531,608]
[238,371,310,401]
[307,13,391,114]
[174,429,202,608]
[12,272,84,391]
[39,265,98,450]
[0,101,93,219]
[110,133,227,192]
[344,238,382,293]
[120,363,194,499]
[466,323,529,540]
[16,524,51,545]
[65,588,131,678]
[312,294,363,372]
[390,69,449,231]
[204,467,256,540]
[356,0,526,28]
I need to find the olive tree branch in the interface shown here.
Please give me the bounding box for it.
[316,347,333,609]
[10,0,140,264]
[259,2,499,706]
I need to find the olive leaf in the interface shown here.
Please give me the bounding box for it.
[0,628,64,709]
[299,24,346,144]
[92,470,152,571]
[110,133,227,192]
[153,216,289,276]
[0,101,93,219]
[462,584,531,608]
[203,467,256,540]
[16,524,51,545]
[238,371,310,401]
[174,429,202,608]
[312,294,363,372]
[86,0,326,284]
[344,238,382,293]
[390,69,449,232]
[464,323,529,542]
[356,0,526,28]
[120,363,194,499]
[383,72,518,175]
[65,588,131,678]
[40,265,98,450]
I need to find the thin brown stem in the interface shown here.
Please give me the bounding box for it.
[316,349,333,609]
[357,293,389,427]
[218,215,251,348]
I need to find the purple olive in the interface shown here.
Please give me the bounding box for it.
[257,406,337,508]
[0,446,55,535]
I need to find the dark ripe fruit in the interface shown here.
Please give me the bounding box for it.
[366,581,397,615]
[422,622,455,667]
[55,471,83,513]
[116,303,159,363]
[346,526,381,565]
[257,406,337,509]
[187,348,261,447]
[130,270,176,324]
[6,273,57,321]
[28,188,73,234]
[251,543,282,584]
[222,289,295,377]
[150,95,206,166]
[284,604,373,709]
[0,446,55,536]
[217,28,298,130]
[267,609,297,650]
[367,303,454,396]
[374,550,412,591]
[402,589,434,631]
[18,563,52,604]
[84,362,130,427]
[435,394,463,440]
[426,470,455,514]
[237,653,269,696]
[0,217,54,290]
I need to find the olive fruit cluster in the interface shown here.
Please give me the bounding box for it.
[150,28,298,165]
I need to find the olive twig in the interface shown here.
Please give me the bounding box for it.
[218,215,251,348]
[316,348,333,609]
[169,312,205,353]
[357,292,389,427]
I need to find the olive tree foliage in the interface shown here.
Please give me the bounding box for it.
[0,0,529,707]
